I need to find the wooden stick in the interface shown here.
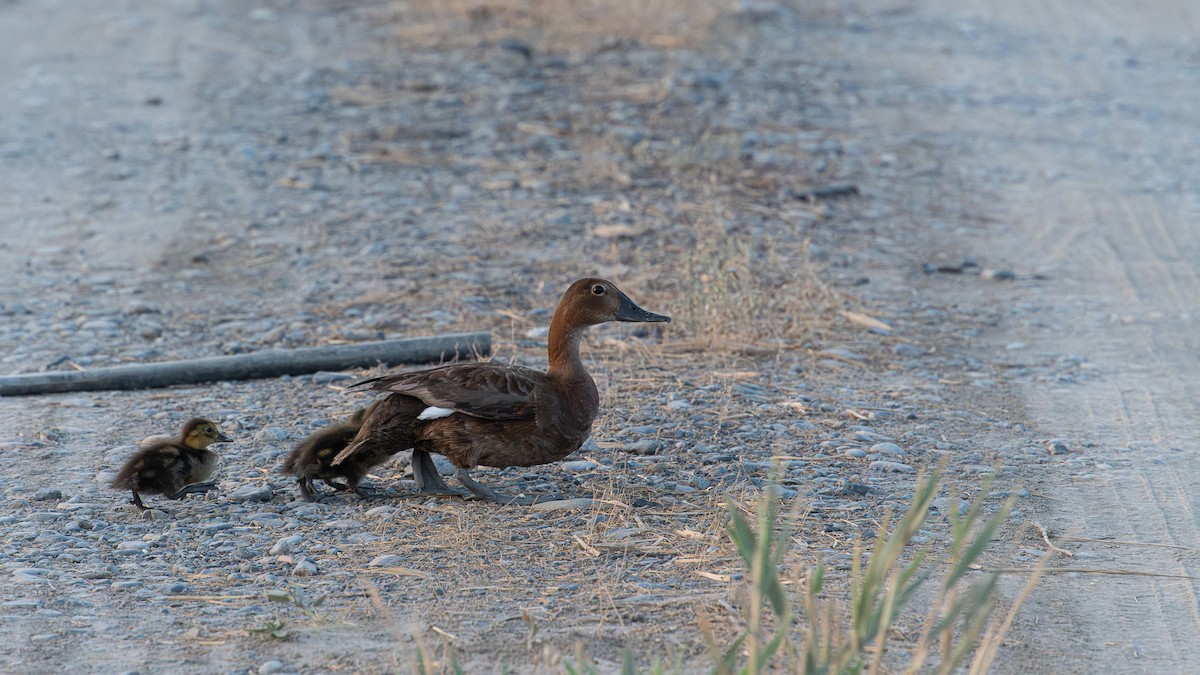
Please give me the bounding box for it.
[0,332,490,396]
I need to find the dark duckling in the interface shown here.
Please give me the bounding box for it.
[280,401,389,501]
[111,418,232,511]
[332,278,670,505]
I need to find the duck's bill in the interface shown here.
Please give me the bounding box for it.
[615,293,671,323]
[216,432,234,443]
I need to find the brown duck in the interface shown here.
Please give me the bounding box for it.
[110,418,232,510]
[280,401,387,501]
[331,278,670,505]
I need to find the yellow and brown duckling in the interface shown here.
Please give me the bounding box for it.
[332,278,670,505]
[280,401,393,501]
[110,418,232,511]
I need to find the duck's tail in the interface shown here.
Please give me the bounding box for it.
[331,438,365,465]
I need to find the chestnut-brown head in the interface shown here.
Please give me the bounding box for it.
[557,278,671,327]
[179,418,233,450]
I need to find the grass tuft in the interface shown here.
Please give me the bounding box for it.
[704,459,1035,674]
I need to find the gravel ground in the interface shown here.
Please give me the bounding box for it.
[0,1,1076,673]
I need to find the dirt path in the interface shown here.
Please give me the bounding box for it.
[825,1,1200,671]
[3,0,1200,672]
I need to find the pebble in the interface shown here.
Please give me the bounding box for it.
[256,427,289,442]
[270,535,303,555]
[258,660,286,675]
[869,460,915,473]
[33,488,62,501]
[530,498,594,511]
[870,442,906,456]
[228,485,274,503]
[367,554,406,567]
[560,460,598,472]
[292,557,319,576]
[1046,440,1069,454]
[624,439,662,455]
[980,268,1016,281]
[844,448,867,458]
[931,497,968,516]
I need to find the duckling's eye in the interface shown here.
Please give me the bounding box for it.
[205,427,214,434]
[591,284,606,295]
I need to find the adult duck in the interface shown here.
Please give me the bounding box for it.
[332,277,669,504]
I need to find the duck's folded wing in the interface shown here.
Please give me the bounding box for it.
[354,363,542,421]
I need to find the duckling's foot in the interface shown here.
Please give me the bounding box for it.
[297,478,321,502]
[413,450,467,496]
[171,481,217,500]
[129,491,149,511]
[454,468,552,506]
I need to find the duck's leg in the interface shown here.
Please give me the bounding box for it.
[454,468,558,506]
[297,477,321,502]
[171,481,217,500]
[326,478,381,499]
[413,450,466,496]
[129,491,148,511]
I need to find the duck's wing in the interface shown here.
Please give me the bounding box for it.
[353,362,543,421]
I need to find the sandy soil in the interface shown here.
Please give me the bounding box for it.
[2,0,1198,673]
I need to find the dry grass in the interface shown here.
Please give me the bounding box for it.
[385,0,736,52]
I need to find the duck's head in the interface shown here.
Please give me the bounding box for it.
[180,418,233,449]
[560,278,671,327]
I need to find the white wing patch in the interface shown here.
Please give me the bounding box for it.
[417,406,456,421]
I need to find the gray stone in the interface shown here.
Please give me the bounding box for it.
[869,460,915,473]
[258,660,286,675]
[270,535,303,555]
[624,439,662,455]
[530,498,594,511]
[256,427,289,442]
[292,557,319,576]
[560,460,597,472]
[844,448,868,458]
[228,485,274,503]
[870,442,905,456]
[367,554,406,567]
[32,488,62,501]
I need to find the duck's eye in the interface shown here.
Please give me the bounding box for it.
[591,284,606,295]
[205,427,214,434]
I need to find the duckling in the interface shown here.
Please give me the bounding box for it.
[110,418,232,511]
[332,278,669,505]
[280,401,396,501]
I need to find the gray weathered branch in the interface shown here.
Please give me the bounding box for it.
[0,332,490,396]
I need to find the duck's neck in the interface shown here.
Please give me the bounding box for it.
[547,315,589,379]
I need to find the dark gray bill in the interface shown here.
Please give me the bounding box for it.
[615,292,671,323]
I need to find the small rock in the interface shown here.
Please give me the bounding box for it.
[624,439,662,455]
[981,269,1016,281]
[228,485,274,503]
[367,554,406,567]
[560,460,597,472]
[869,460,915,473]
[256,427,289,442]
[270,535,303,555]
[931,497,968,516]
[1046,440,1069,455]
[666,399,692,410]
[530,498,594,511]
[33,488,62,501]
[258,660,286,675]
[844,448,867,458]
[292,557,319,576]
[892,343,927,357]
[431,454,456,476]
[870,442,906,456]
